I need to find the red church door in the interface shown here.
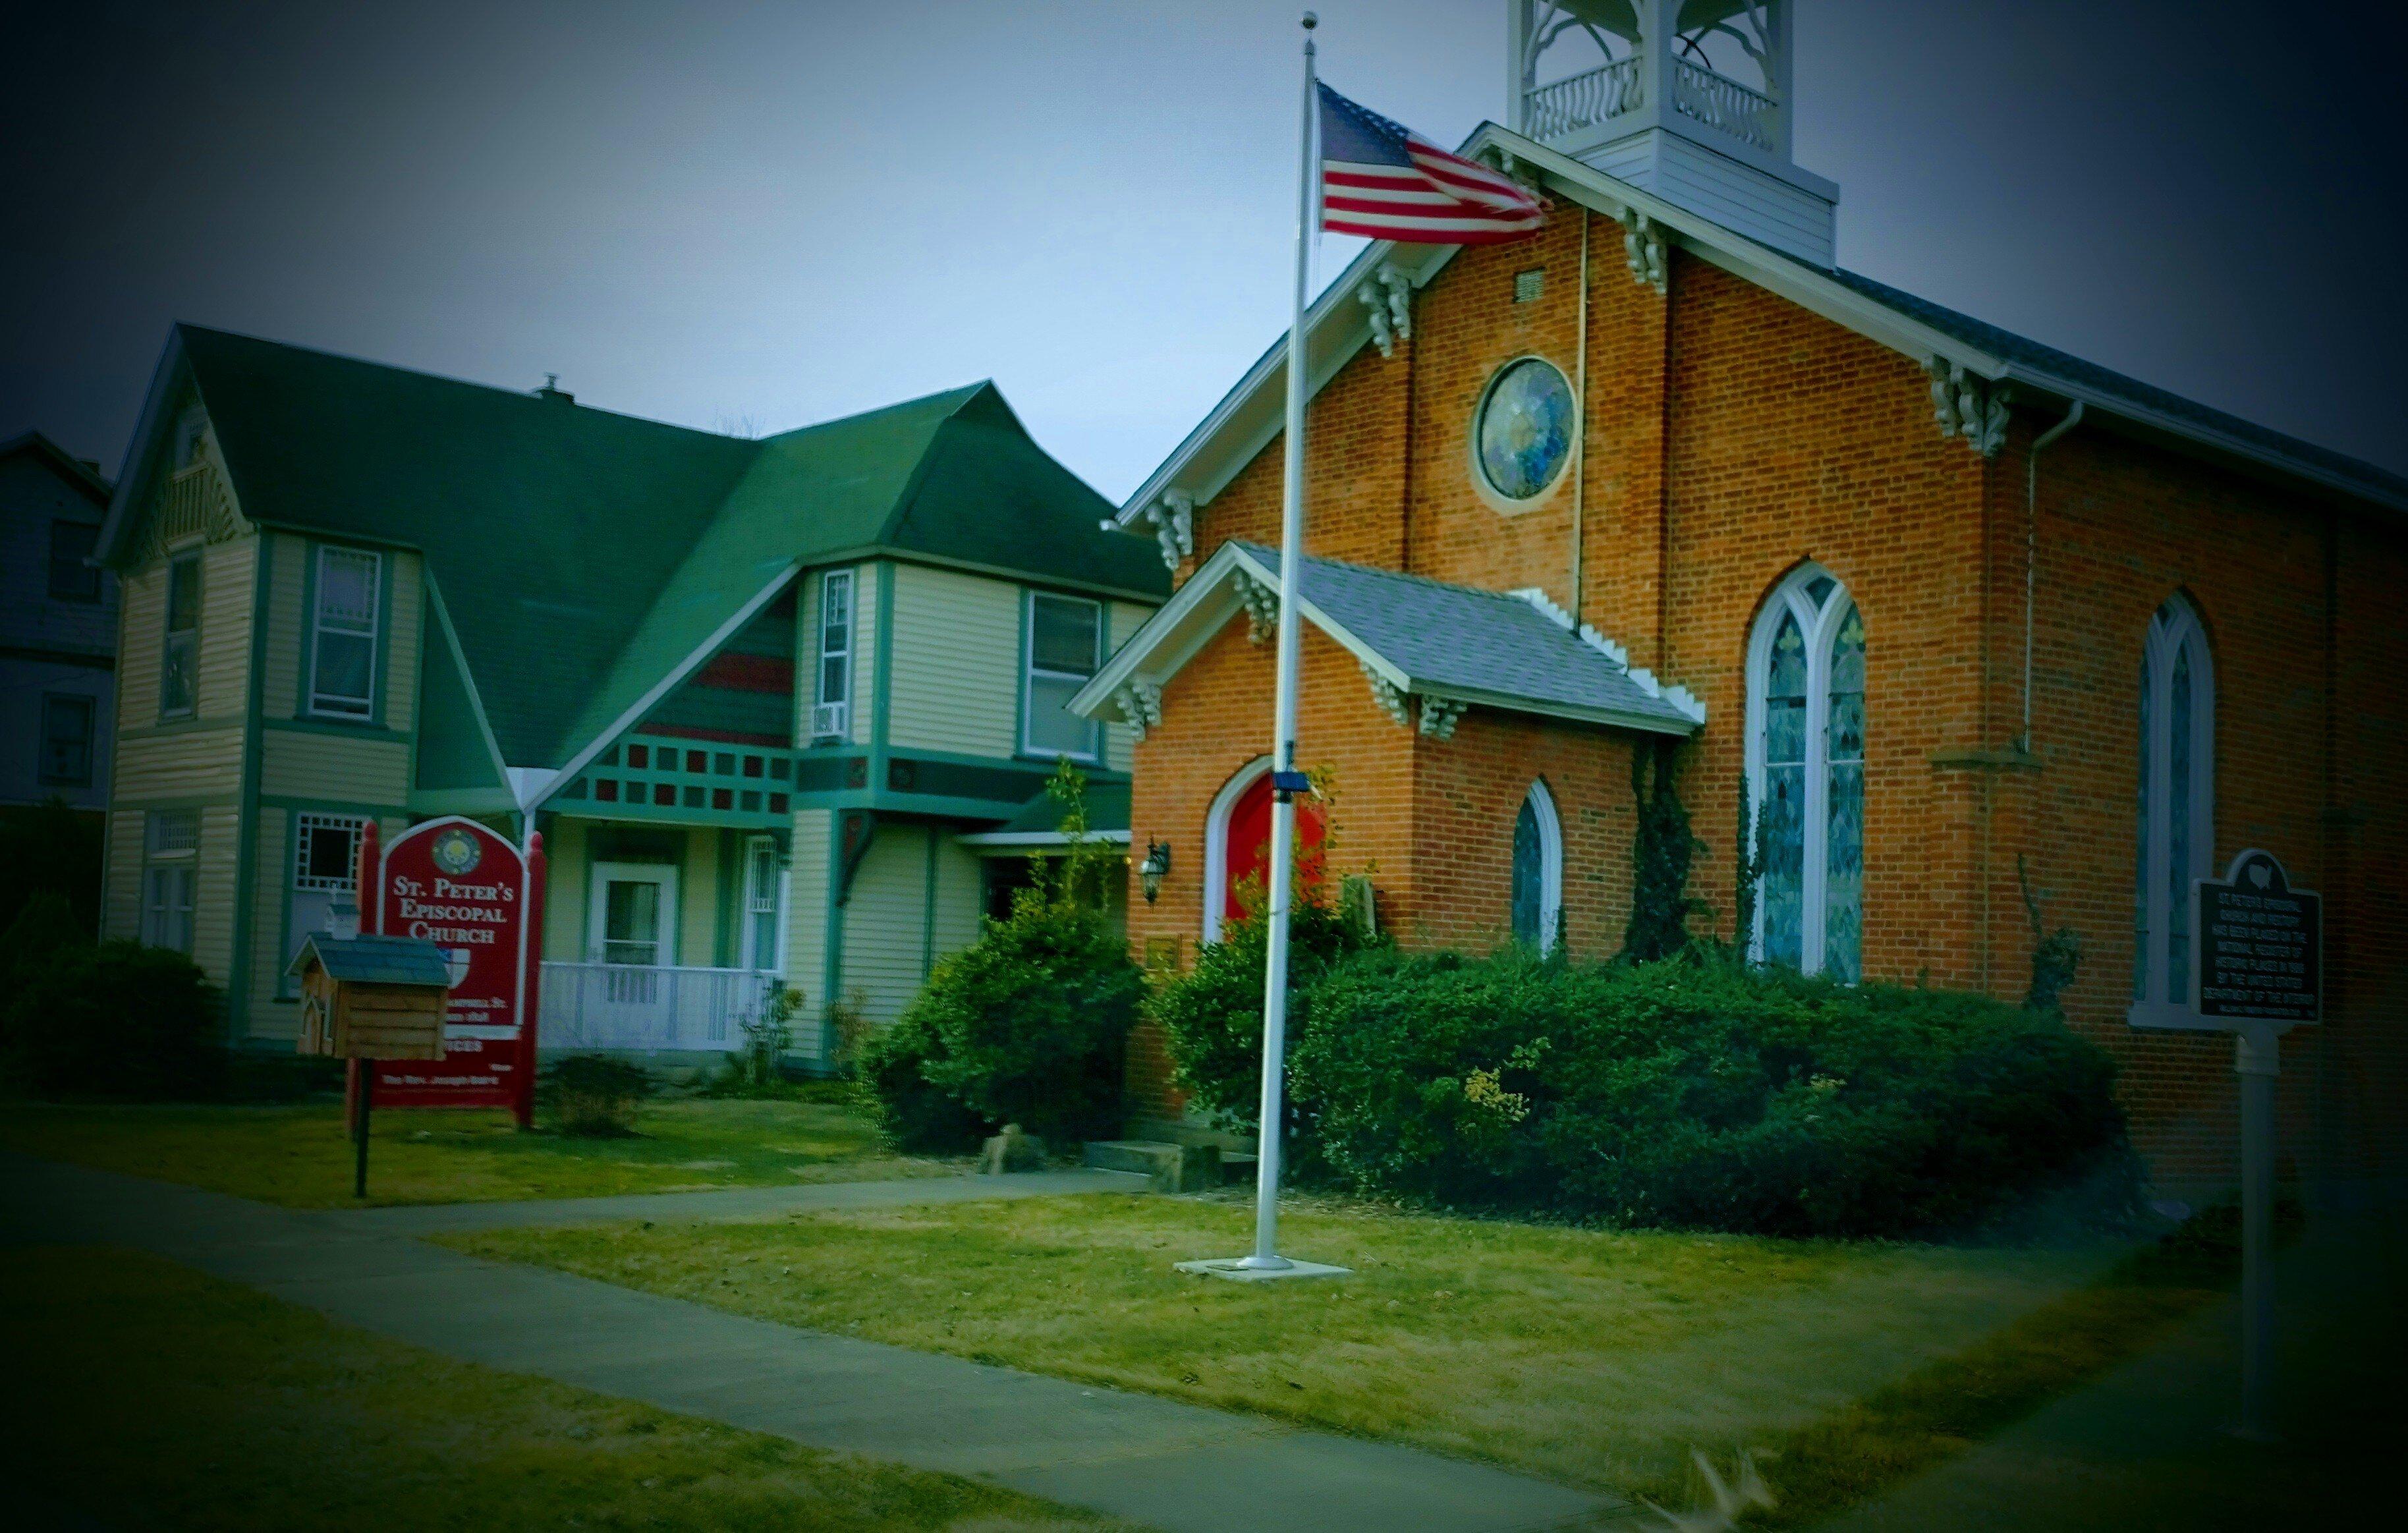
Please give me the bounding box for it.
[1220,771,1327,928]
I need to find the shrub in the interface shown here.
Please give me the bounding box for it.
[861,763,1148,1152]
[2,939,224,1100]
[712,983,798,1097]
[1146,891,1370,1129]
[1281,949,2129,1238]
[544,1054,653,1136]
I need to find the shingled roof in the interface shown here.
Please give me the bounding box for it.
[1073,540,1703,738]
[286,932,454,987]
[99,326,1167,774]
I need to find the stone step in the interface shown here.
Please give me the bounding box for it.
[1082,1138,1221,1193]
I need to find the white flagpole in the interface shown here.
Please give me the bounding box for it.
[1243,10,1320,1272]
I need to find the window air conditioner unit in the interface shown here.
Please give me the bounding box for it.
[812,701,850,740]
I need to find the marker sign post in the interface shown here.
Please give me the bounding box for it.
[2146,848,2322,1439]
[364,816,542,1127]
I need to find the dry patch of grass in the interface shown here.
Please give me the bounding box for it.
[0,1097,951,1207]
[448,1190,2129,1504]
[1,1244,1129,1532]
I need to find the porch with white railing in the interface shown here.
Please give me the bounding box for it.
[539,962,781,1053]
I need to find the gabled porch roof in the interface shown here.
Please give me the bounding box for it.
[1071,541,1703,739]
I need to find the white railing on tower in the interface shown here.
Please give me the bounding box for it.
[539,962,781,1053]
[1670,59,1778,152]
[1523,56,1643,141]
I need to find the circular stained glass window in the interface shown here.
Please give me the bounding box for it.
[1475,357,1574,501]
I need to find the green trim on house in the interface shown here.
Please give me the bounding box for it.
[225,532,273,1042]
[870,559,895,807]
[416,574,511,793]
[119,715,245,741]
[820,811,845,1058]
[256,794,408,816]
[408,787,518,815]
[920,827,938,980]
[262,717,410,742]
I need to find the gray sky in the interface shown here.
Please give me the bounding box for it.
[4,0,2401,497]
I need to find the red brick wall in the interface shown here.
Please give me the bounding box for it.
[1132,219,2403,1192]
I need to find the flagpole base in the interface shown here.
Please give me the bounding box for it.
[1175,1255,1351,1283]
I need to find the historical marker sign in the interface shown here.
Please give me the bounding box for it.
[2192,849,2321,1025]
[369,817,534,1110]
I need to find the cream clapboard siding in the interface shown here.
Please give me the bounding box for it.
[198,538,256,715]
[260,532,306,718]
[851,563,878,746]
[192,804,242,984]
[248,809,296,1036]
[785,810,832,1057]
[385,551,422,734]
[543,818,590,961]
[113,731,242,801]
[1105,601,1154,772]
[103,810,146,940]
[839,823,929,1024]
[678,828,720,968]
[930,835,986,961]
[260,730,409,804]
[887,565,1020,758]
[116,559,165,727]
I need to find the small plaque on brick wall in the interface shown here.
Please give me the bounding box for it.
[2193,849,2321,1024]
[1144,935,1183,974]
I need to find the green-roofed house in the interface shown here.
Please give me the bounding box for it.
[93,325,1167,1064]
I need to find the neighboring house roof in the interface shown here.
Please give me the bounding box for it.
[0,430,113,503]
[96,325,1169,784]
[1074,540,1703,738]
[1115,124,2408,528]
[286,932,454,986]
[958,779,1134,847]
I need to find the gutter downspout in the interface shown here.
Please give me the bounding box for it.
[1569,208,1590,623]
[2023,400,2084,752]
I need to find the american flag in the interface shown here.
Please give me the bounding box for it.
[1317,82,1546,244]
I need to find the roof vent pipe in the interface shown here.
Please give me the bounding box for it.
[536,373,574,404]
[2022,399,2085,753]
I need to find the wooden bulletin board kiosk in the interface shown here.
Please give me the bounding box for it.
[289,921,454,1198]
[289,933,455,1061]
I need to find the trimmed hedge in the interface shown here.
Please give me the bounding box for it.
[3,937,225,1101]
[1162,945,2130,1238]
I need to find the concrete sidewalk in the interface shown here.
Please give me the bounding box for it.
[2,1154,1617,1533]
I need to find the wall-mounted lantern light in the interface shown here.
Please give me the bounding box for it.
[1139,838,1172,904]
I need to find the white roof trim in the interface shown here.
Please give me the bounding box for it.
[1071,542,1698,739]
[527,563,802,811]
[1122,121,2403,523]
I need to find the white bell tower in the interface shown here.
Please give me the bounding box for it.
[1507,1,1837,267]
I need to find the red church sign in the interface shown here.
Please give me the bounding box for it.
[358,816,545,1123]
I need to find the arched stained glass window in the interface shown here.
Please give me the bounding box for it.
[1510,780,1563,952]
[2132,598,2214,1022]
[1747,566,1865,977]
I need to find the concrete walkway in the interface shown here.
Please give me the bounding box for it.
[2,1154,1619,1533]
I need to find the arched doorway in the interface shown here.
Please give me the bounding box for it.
[1203,758,1327,942]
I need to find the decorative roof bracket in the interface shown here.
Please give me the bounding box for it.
[1417,698,1469,740]
[1926,359,2011,458]
[1133,489,1195,570]
[1358,263,1415,359]
[1616,209,1667,292]
[1361,659,1412,727]
[1233,569,1281,644]
[1113,680,1163,742]
[1361,658,1467,740]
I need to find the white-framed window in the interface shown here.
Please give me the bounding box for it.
[1745,564,1866,980]
[160,553,201,717]
[1022,591,1102,760]
[2131,596,2215,1021]
[142,810,199,954]
[813,569,854,740]
[741,834,787,973]
[286,814,368,977]
[39,693,95,787]
[1510,779,1564,953]
[308,546,381,719]
[172,408,208,470]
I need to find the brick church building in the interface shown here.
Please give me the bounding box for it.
[1075,1,2406,1194]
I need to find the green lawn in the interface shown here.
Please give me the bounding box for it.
[0,1097,953,1208]
[446,1190,2187,1511]
[1,1244,1130,1532]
